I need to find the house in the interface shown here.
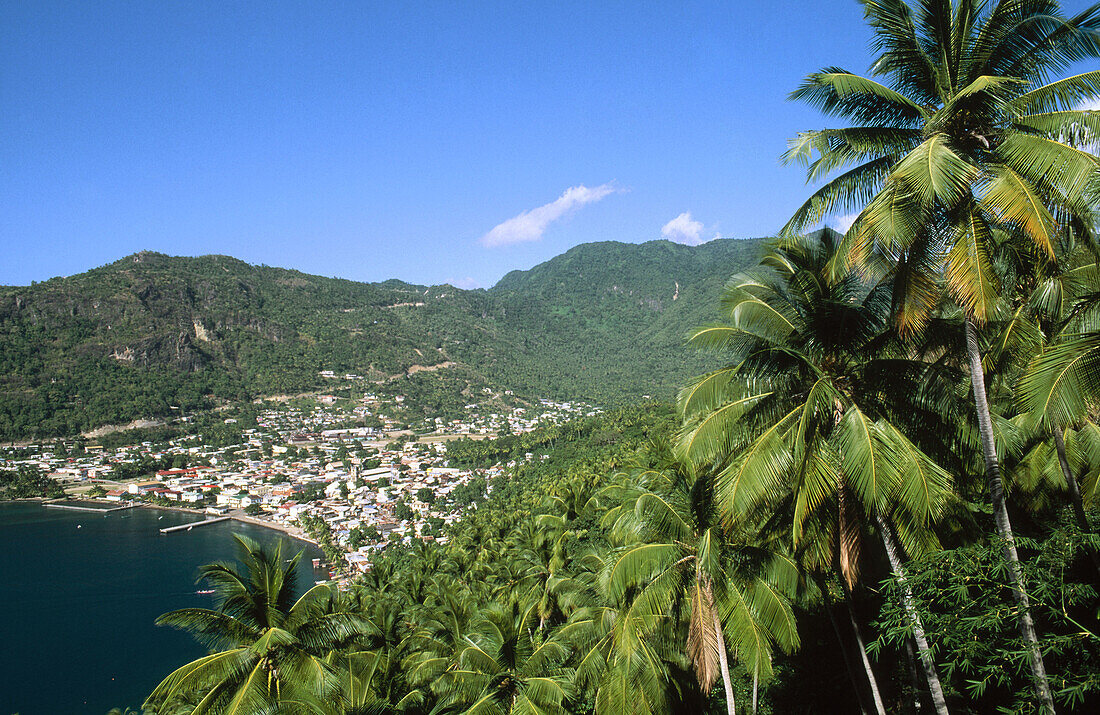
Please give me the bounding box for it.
[276,501,307,519]
[128,480,164,495]
[148,487,180,501]
[105,489,126,502]
[346,551,373,573]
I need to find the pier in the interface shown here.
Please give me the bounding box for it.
[159,516,231,534]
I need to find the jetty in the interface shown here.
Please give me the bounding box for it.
[160,516,231,534]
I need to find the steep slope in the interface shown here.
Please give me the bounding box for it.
[0,238,765,438]
[0,251,494,437]
[485,238,765,402]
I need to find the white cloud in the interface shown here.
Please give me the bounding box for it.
[827,212,860,233]
[1078,97,1100,111]
[480,183,620,248]
[448,277,481,290]
[661,212,705,245]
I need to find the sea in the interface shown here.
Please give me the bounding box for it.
[0,502,325,715]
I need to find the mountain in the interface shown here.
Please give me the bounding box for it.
[0,238,767,439]
[488,238,764,401]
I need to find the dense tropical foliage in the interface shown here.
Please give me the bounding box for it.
[104,1,1100,713]
[779,0,1100,711]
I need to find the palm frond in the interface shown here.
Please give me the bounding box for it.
[981,164,1056,256]
[685,580,720,693]
[891,133,978,208]
[155,608,261,651]
[832,406,894,514]
[781,156,895,237]
[946,203,999,322]
[1013,109,1100,143]
[790,68,930,125]
[996,132,1100,217]
[1018,332,1100,426]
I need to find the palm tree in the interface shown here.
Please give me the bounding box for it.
[504,514,594,634]
[985,229,1100,542]
[537,477,602,534]
[560,546,689,715]
[341,587,421,713]
[781,3,1100,710]
[1019,262,1100,493]
[145,535,370,714]
[603,449,800,715]
[1010,415,1100,574]
[431,598,574,714]
[677,230,956,713]
[402,576,481,703]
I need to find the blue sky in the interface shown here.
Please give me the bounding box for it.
[1,2,1091,289]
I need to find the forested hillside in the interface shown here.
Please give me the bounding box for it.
[0,238,763,438]
[488,238,762,402]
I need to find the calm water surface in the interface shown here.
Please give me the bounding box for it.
[0,502,325,715]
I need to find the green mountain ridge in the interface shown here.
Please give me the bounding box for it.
[0,238,766,439]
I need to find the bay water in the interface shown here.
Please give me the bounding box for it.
[0,502,325,715]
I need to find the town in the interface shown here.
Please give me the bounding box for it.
[0,386,600,579]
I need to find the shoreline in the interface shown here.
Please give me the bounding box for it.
[133,503,323,550]
[19,497,326,551]
[10,497,336,570]
[226,512,322,550]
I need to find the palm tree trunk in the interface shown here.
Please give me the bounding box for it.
[752,664,759,715]
[965,319,1056,714]
[838,577,888,715]
[713,610,737,715]
[1052,426,1086,521]
[904,639,923,713]
[1052,426,1091,533]
[1051,426,1100,575]
[819,581,871,715]
[874,512,950,715]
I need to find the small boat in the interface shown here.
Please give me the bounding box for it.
[196,589,215,595]
[77,525,82,529]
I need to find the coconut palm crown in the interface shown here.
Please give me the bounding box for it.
[677,229,955,563]
[782,0,1100,334]
[145,536,371,715]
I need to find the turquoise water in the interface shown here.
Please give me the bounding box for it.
[0,502,325,715]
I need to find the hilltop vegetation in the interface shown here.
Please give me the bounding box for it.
[0,238,762,439]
